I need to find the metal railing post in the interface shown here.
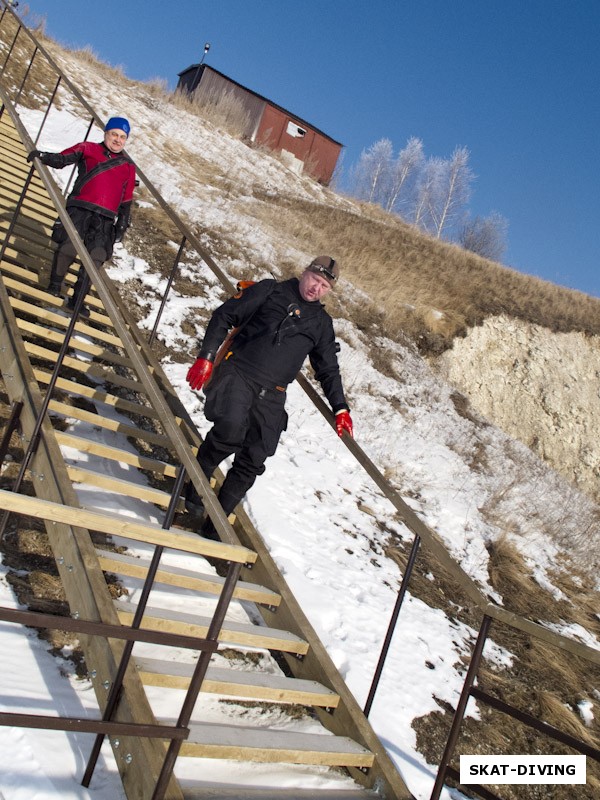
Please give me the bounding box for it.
[63,116,94,194]
[0,21,20,73]
[151,558,243,800]
[148,235,187,345]
[33,73,60,145]
[13,42,35,103]
[364,534,421,717]
[430,614,492,800]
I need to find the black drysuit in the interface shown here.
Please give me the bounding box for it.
[194,277,348,515]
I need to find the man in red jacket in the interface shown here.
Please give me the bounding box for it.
[28,116,136,316]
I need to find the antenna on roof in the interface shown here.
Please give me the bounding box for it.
[192,43,211,92]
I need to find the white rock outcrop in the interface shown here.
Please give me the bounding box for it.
[435,315,600,503]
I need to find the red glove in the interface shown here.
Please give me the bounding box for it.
[186,357,213,391]
[335,409,353,439]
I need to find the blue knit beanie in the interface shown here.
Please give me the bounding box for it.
[104,117,130,137]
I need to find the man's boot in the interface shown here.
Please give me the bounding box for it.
[46,254,63,297]
[184,483,205,518]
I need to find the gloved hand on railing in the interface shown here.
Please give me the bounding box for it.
[26,149,43,162]
[186,357,214,391]
[335,409,354,439]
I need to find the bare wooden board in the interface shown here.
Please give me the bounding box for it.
[135,657,339,708]
[96,548,281,606]
[114,600,308,655]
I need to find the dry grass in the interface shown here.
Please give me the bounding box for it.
[171,85,252,139]
[246,194,600,354]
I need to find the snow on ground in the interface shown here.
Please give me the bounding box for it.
[0,81,597,800]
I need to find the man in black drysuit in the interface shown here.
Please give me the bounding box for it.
[185,256,354,536]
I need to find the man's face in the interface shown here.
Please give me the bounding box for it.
[298,269,332,302]
[104,128,128,153]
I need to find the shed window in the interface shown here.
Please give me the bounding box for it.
[286,122,306,138]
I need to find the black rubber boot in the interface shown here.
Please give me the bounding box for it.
[67,294,90,318]
[47,253,64,297]
[184,483,205,518]
[199,515,219,541]
[47,280,63,297]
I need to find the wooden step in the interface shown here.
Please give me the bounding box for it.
[67,464,180,509]
[174,722,374,768]
[9,294,118,345]
[35,368,159,419]
[49,399,171,448]
[22,319,131,368]
[55,430,180,477]
[1,258,107,314]
[25,340,143,393]
[135,657,338,708]
[96,548,280,607]
[180,790,372,799]
[114,600,309,656]
[0,181,55,215]
[0,489,255,564]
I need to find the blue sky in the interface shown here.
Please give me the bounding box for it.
[21,0,599,297]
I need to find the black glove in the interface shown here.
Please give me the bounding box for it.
[26,149,43,163]
[114,202,131,244]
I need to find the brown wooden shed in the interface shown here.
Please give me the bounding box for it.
[177,64,343,185]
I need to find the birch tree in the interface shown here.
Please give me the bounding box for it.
[428,146,473,238]
[383,136,424,213]
[411,156,444,233]
[351,138,393,204]
[460,212,508,261]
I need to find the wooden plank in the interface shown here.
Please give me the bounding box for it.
[0,195,55,226]
[54,430,180,477]
[48,399,171,448]
[177,723,374,768]
[135,657,338,708]
[35,369,159,419]
[67,464,181,509]
[0,215,53,245]
[22,319,131,367]
[0,247,48,275]
[9,294,119,345]
[114,601,308,655]
[0,182,55,215]
[96,549,281,607]
[0,489,256,564]
[180,790,371,800]
[25,340,143,393]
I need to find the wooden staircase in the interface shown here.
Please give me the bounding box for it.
[0,67,413,800]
